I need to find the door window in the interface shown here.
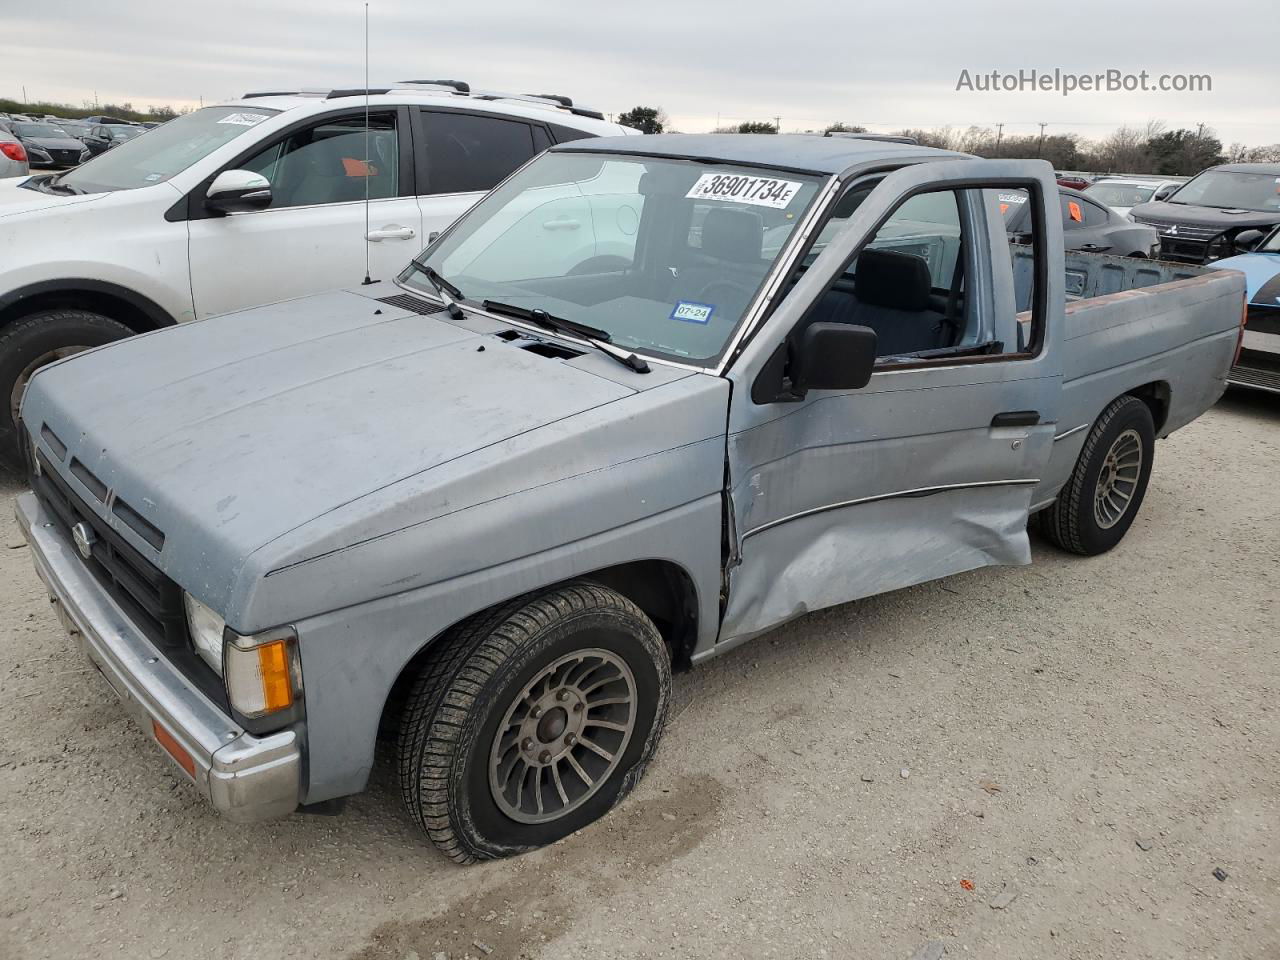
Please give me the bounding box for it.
[238,112,400,209]
[421,110,538,195]
[798,189,974,360]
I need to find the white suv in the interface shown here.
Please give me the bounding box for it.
[0,82,632,463]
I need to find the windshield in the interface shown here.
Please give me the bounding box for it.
[14,122,68,138]
[58,106,280,193]
[108,125,143,140]
[1088,183,1155,207]
[404,151,825,365]
[1167,170,1280,212]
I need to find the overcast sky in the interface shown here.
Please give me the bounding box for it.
[2,0,1276,147]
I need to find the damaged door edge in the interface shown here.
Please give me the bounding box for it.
[739,478,1041,543]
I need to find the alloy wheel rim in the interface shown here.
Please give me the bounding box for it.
[1093,428,1143,529]
[488,647,637,824]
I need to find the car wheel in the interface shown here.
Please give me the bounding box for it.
[1038,395,1155,556]
[397,582,671,863]
[0,310,134,467]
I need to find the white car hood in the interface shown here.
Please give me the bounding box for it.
[0,177,106,219]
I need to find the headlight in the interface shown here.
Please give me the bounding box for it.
[224,628,302,719]
[184,593,226,674]
[78,148,89,161]
[28,146,49,159]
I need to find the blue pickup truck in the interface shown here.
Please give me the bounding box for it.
[15,135,1245,862]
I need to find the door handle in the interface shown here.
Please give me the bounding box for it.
[1078,243,1109,252]
[542,218,581,231]
[991,410,1041,427]
[366,225,416,242]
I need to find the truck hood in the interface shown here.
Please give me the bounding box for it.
[1129,200,1280,232]
[0,176,104,218]
[22,289,702,615]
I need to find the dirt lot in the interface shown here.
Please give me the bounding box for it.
[1,390,1276,960]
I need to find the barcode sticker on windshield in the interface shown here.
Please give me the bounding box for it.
[686,173,803,209]
[217,113,270,126]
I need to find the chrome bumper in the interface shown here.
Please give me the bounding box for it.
[15,491,301,822]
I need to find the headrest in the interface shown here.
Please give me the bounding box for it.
[854,249,932,312]
[700,208,763,264]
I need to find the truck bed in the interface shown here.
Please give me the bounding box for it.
[1013,248,1246,509]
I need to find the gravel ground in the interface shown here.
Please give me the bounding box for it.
[1,390,1276,960]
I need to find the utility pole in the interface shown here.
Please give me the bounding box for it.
[994,123,1004,157]
[1195,122,1205,139]
[1036,122,1048,158]
[22,85,27,104]
[774,115,781,133]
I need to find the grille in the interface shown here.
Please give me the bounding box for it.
[32,451,187,649]
[1133,218,1221,241]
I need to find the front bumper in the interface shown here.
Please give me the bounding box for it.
[16,492,301,822]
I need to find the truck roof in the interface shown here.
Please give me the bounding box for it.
[552,133,967,175]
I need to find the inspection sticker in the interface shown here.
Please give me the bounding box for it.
[671,301,715,324]
[685,173,803,209]
[998,193,1028,204]
[217,112,270,126]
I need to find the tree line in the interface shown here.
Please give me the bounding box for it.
[616,106,1280,176]
[0,97,188,124]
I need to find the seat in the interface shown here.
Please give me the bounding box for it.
[812,248,951,356]
[673,208,765,320]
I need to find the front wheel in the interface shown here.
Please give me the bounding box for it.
[397,583,671,862]
[0,310,134,467]
[1039,394,1155,555]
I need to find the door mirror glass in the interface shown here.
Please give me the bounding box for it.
[1154,184,1178,202]
[793,322,877,392]
[205,169,273,214]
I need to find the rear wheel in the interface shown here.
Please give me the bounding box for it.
[0,310,133,467]
[397,583,670,862]
[1039,395,1155,555]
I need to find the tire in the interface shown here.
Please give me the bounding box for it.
[1039,394,1155,556]
[397,582,671,863]
[0,310,134,467]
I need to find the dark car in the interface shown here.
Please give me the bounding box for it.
[1128,163,1280,264]
[8,121,89,169]
[1003,186,1160,258]
[82,123,145,156]
[82,115,134,126]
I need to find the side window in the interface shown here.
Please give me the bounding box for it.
[421,111,537,195]
[800,189,971,361]
[237,112,400,210]
[1061,194,1087,229]
[1080,199,1110,226]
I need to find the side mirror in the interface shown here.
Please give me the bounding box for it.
[205,169,272,215]
[1153,186,1177,202]
[1233,229,1266,253]
[792,322,878,393]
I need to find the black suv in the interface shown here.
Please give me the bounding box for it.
[1129,163,1280,264]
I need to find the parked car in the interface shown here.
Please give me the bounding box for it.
[0,82,632,463]
[51,119,93,143]
[1056,174,1092,190]
[1130,163,1280,263]
[82,115,135,126]
[80,123,146,156]
[14,135,1244,860]
[0,132,29,179]
[1085,176,1186,218]
[6,121,89,170]
[1210,224,1280,393]
[1003,186,1160,258]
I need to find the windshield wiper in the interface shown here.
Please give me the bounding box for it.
[482,299,649,374]
[404,261,464,319]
